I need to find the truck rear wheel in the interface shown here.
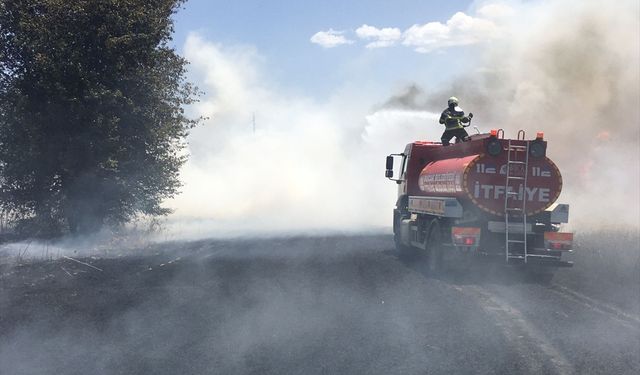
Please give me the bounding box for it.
[426,220,444,274]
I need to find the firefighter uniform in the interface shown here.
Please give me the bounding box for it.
[439,98,471,146]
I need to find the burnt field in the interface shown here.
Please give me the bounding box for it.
[1,231,639,375]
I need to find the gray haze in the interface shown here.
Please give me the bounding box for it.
[166,0,639,234]
[377,0,640,229]
[2,2,639,372]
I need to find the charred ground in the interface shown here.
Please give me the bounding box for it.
[0,232,638,375]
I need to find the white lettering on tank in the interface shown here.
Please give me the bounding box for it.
[532,166,552,177]
[506,186,519,200]
[525,187,538,201]
[472,184,552,202]
[481,184,493,199]
[518,185,524,201]
[493,185,505,199]
[539,188,550,202]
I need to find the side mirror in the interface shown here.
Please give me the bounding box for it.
[385,155,394,170]
[385,153,406,182]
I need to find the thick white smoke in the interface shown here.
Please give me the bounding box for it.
[166,0,639,237]
[165,36,432,237]
[460,0,640,229]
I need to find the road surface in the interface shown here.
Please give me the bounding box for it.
[1,235,638,374]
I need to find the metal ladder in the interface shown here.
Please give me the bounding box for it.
[504,131,530,263]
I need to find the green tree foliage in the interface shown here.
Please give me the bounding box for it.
[0,0,200,235]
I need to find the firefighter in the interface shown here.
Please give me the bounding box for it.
[439,96,473,146]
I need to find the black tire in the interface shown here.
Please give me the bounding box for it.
[426,220,444,274]
[393,208,415,259]
[394,231,414,258]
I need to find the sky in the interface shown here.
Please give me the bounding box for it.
[172,0,478,98]
[162,0,640,237]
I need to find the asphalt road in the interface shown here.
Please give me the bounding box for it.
[1,234,638,375]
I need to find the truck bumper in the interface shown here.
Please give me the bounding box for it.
[507,256,573,268]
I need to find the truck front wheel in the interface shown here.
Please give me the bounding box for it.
[393,209,413,257]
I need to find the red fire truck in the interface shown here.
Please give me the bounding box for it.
[385,129,573,276]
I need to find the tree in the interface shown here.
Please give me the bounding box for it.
[0,0,200,235]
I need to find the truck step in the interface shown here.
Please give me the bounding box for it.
[507,239,526,243]
[507,145,528,150]
[507,255,526,259]
[508,161,527,164]
[506,176,525,180]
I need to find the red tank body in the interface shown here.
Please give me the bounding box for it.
[400,135,562,217]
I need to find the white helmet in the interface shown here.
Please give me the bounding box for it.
[448,96,459,106]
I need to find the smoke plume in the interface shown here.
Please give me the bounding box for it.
[167,0,639,236]
[380,0,640,229]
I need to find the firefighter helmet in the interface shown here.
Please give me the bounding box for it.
[448,96,459,106]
